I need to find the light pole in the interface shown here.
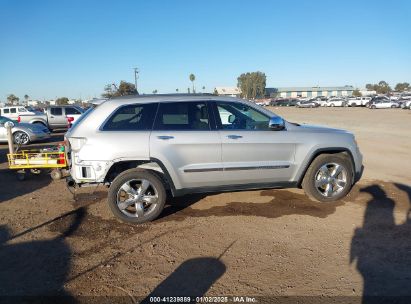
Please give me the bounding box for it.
[133,67,139,94]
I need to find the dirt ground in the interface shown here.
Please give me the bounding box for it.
[0,107,410,303]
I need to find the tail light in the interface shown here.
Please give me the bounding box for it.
[17,116,21,123]
[67,116,74,128]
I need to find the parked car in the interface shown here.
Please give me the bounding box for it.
[44,105,84,128]
[0,105,83,130]
[369,100,400,109]
[0,115,50,145]
[272,98,298,107]
[401,100,411,109]
[0,106,49,128]
[0,106,38,120]
[65,95,363,223]
[296,100,319,108]
[347,97,372,107]
[323,98,346,107]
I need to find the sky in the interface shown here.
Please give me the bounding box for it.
[0,0,410,101]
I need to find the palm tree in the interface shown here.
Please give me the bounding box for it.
[189,74,195,93]
[202,86,205,92]
[176,88,179,93]
[24,94,29,102]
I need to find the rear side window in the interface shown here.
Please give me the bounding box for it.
[65,107,81,115]
[153,102,210,131]
[3,109,9,114]
[102,103,157,131]
[51,108,63,115]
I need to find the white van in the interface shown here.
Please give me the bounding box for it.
[0,106,37,121]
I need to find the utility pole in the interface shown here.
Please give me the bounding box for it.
[133,67,139,94]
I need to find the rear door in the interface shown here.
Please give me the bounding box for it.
[150,101,223,190]
[48,107,67,128]
[212,100,295,185]
[9,108,18,120]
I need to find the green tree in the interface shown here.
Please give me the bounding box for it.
[117,81,137,96]
[176,88,179,93]
[365,83,374,91]
[202,86,205,92]
[56,97,69,105]
[213,88,218,95]
[7,94,19,105]
[237,71,267,99]
[102,84,115,98]
[352,89,362,97]
[24,94,29,102]
[364,81,392,94]
[101,81,137,98]
[394,82,410,92]
[189,74,196,93]
[187,87,190,94]
[152,89,158,94]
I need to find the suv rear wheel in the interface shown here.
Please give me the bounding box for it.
[302,154,353,202]
[107,169,166,223]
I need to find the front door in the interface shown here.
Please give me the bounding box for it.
[49,107,67,128]
[150,101,223,190]
[213,101,295,186]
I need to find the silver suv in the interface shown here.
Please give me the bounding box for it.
[65,95,363,223]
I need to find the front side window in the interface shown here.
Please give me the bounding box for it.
[153,102,210,131]
[51,108,63,116]
[10,108,16,114]
[102,103,157,131]
[216,102,270,130]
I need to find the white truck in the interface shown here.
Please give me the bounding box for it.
[347,97,372,107]
[0,105,84,130]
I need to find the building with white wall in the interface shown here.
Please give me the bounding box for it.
[214,87,241,97]
[266,86,354,98]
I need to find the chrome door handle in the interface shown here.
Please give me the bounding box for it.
[157,135,174,140]
[227,135,242,139]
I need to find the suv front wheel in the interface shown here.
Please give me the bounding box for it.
[302,154,353,202]
[107,169,166,223]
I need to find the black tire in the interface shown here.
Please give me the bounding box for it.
[107,169,166,224]
[13,131,30,145]
[50,169,62,180]
[371,105,376,109]
[302,153,354,202]
[351,103,356,107]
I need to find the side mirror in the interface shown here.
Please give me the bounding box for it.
[228,115,236,123]
[269,116,285,131]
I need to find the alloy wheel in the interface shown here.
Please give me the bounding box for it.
[116,179,159,218]
[314,163,348,198]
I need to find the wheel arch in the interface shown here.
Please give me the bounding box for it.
[12,130,31,143]
[103,159,176,195]
[296,148,355,188]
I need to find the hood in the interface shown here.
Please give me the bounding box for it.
[287,122,351,134]
[14,123,47,132]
